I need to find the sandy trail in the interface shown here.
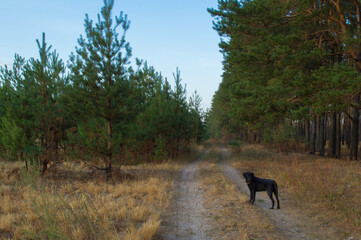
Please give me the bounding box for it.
[160,160,212,240]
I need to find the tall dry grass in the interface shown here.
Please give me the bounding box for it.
[0,161,181,240]
[231,144,361,237]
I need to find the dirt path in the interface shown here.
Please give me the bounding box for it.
[160,160,212,240]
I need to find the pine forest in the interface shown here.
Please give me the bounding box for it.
[207,0,361,160]
[1,0,361,239]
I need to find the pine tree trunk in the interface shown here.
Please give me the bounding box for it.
[319,114,325,156]
[350,97,360,160]
[328,112,336,158]
[336,113,341,159]
[342,113,345,146]
[345,112,351,148]
[106,118,112,178]
[310,115,316,154]
[359,112,361,142]
[305,119,310,147]
[316,115,320,153]
[106,92,112,178]
[297,121,303,142]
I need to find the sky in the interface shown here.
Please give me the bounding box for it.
[0,0,223,110]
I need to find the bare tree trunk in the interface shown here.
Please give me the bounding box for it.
[350,97,360,160]
[319,114,325,157]
[305,119,310,146]
[106,91,113,178]
[316,115,320,153]
[310,115,316,154]
[342,113,345,146]
[336,113,341,159]
[345,112,351,148]
[328,112,336,158]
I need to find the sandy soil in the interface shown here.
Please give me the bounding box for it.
[159,160,213,240]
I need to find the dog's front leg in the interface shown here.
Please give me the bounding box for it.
[251,190,256,204]
[247,186,252,202]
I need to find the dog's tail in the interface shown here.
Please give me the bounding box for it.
[274,181,280,209]
[273,181,279,195]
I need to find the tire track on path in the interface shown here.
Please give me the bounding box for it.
[160,160,212,240]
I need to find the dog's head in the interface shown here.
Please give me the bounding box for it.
[242,172,255,184]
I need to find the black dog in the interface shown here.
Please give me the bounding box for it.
[242,172,280,209]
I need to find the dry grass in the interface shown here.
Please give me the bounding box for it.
[231,144,361,238]
[0,160,182,240]
[200,159,280,240]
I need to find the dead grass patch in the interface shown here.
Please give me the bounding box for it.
[232,144,361,238]
[0,160,182,240]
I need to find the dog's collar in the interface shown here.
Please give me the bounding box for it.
[246,182,251,185]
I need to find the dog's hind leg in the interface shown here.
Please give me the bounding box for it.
[274,183,280,209]
[266,189,275,209]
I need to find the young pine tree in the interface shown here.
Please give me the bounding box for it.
[24,33,66,172]
[68,0,132,177]
[0,34,66,171]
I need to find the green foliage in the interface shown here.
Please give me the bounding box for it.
[0,110,24,160]
[67,118,111,161]
[0,42,66,166]
[263,123,295,145]
[0,111,24,160]
[310,64,361,114]
[154,135,167,161]
[129,64,204,160]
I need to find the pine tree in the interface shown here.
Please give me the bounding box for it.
[0,33,66,170]
[189,91,205,143]
[68,0,132,176]
[24,33,66,172]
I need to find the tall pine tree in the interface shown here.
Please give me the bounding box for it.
[68,0,132,176]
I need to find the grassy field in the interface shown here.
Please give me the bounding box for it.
[0,160,182,240]
[231,144,361,238]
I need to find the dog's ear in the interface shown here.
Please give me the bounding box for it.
[250,172,255,178]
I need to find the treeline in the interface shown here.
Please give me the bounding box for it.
[0,0,205,175]
[207,0,361,159]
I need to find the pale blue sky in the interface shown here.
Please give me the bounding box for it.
[0,0,222,110]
